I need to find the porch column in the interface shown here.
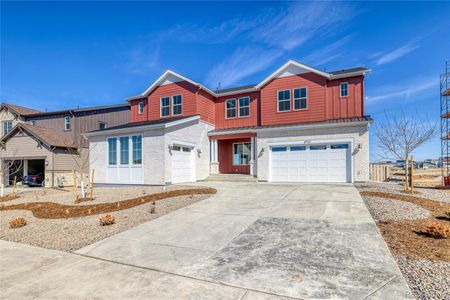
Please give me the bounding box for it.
[210,138,219,175]
[250,136,256,176]
[23,160,28,177]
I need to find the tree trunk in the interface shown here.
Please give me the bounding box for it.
[404,156,409,191]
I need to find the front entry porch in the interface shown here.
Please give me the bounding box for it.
[210,133,256,176]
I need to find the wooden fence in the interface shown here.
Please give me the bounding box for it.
[369,164,391,182]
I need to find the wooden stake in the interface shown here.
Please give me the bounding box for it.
[410,156,414,194]
[12,176,17,196]
[72,170,76,202]
[90,169,95,201]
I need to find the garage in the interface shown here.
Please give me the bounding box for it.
[171,145,195,183]
[269,143,351,183]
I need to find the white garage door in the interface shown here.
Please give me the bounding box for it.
[171,145,195,184]
[270,143,350,183]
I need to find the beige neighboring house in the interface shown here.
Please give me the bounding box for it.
[0,103,130,187]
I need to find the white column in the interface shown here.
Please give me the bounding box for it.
[23,159,28,177]
[210,139,220,175]
[213,139,219,163]
[250,136,255,176]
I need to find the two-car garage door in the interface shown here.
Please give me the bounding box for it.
[270,143,351,183]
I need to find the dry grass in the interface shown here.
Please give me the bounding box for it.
[99,215,115,226]
[0,188,216,219]
[9,217,27,229]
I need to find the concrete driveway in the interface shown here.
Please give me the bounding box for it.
[1,182,413,299]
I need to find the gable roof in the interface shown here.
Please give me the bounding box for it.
[125,60,371,101]
[1,103,41,116]
[1,123,76,149]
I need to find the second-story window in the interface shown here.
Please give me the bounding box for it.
[278,90,291,112]
[99,122,107,130]
[160,97,170,117]
[293,88,307,110]
[3,121,12,136]
[64,116,71,130]
[238,97,250,117]
[226,99,236,118]
[340,82,348,97]
[138,102,144,114]
[172,95,182,115]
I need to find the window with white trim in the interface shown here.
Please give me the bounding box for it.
[172,95,182,115]
[160,97,170,117]
[340,82,348,97]
[138,102,145,114]
[108,138,117,165]
[238,97,250,117]
[120,136,129,165]
[277,90,291,111]
[233,142,251,165]
[64,116,71,130]
[132,135,142,164]
[226,99,236,118]
[99,122,107,130]
[293,87,307,110]
[3,121,12,135]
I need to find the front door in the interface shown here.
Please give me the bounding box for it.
[231,142,251,174]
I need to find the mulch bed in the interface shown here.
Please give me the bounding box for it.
[0,188,216,219]
[0,195,20,202]
[360,191,450,262]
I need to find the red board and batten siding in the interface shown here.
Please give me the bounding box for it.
[215,92,259,129]
[260,73,364,126]
[197,89,216,125]
[218,138,251,174]
[130,99,148,122]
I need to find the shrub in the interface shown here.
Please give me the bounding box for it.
[150,205,156,214]
[9,217,27,229]
[99,215,115,226]
[425,222,450,239]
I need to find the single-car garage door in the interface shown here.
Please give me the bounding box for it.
[270,143,350,183]
[171,145,195,183]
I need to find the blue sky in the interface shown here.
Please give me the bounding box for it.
[1,1,449,161]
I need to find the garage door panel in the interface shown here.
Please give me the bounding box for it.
[171,148,194,184]
[270,143,350,183]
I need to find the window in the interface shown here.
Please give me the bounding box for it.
[138,102,145,114]
[238,97,250,117]
[132,135,142,164]
[172,145,181,151]
[64,116,71,130]
[293,88,307,110]
[310,145,327,150]
[291,146,306,151]
[340,82,348,97]
[277,90,291,111]
[233,142,251,165]
[182,147,191,152]
[108,138,117,165]
[120,136,129,165]
[331,144,349,149]
[172,95,182,115]
[3,121,12,135]
[226,99,236,118]
[99,122,107,130]
[160,97,170,117]
[272,147,287,152]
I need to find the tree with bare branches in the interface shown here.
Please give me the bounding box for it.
[376,112,438,191]
[0,147,23,196]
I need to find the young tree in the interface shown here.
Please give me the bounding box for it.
[376,112,438,191]
[0,148,23,196]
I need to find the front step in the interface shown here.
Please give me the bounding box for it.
[207,174,257,182]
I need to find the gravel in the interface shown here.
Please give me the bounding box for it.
[356,182,450,203]
[394,254,450,300]
[0,193,210,252]
[363,196,431,221]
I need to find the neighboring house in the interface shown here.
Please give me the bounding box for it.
[87,60,373,185]
[0,103,41,136]
[1,103,130,187]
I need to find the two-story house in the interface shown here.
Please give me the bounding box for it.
[1,103,130,187]
[0,104,41,136]
[87,60,373,185]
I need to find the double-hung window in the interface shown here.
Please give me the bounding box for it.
[3,121,12,135]
[132,135,142,164]
[278,90,291,111]
[238,97,250,117]
[108,138,117,165]
[226,99,236,118]
[64,116,71,130]
[233,142,251,165]
[160,97,170,117]
[293,87,307,110]
[172,95,182,115]
[119,136,129,165]
[138,102,145,114]
[340,82,348,97]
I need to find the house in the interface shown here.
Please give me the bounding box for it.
[87,60,373,185]
[0,103,41,136]
[0,103,130,187]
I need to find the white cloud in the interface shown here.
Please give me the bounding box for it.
[375,42,419,66]
[365,77,438,104]
[302,34,354,66]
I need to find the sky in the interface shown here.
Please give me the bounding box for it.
[1,1,450,161]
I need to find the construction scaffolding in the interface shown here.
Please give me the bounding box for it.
[441,60,449,186]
